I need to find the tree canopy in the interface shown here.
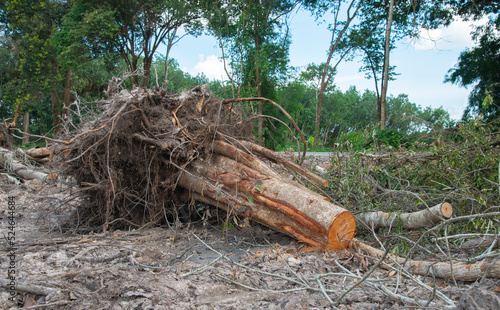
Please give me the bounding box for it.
[0,0,494,149]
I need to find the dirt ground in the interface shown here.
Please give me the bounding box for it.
[1,160,500,309]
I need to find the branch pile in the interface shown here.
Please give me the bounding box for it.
[57,85,356,251]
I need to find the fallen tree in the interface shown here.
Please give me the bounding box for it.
[40,83,498,282]
[55,85,355,250]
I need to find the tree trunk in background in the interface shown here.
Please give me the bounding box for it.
[379,0,395,129]
[255,47,263,145]
[62,69,72,118]
[162,32,176,90]
[141,56,152,88]
[22,112,29,145]
[51,91,60,134]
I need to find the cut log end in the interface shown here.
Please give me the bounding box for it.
[327,211,356,251]
[439,202,453,219]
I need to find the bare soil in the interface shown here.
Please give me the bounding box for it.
[1,165,499,310]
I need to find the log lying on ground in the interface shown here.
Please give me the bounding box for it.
[351,238,500,281]
[0,147,53,182]
[178,154,356,251]
[356,202,453,230]
[56,85,356,249]
[236,140,328,187]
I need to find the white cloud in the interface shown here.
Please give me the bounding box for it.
[190,54,228,81]
[412,16,489,51]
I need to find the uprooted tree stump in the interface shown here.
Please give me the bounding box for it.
[56,85,356,251]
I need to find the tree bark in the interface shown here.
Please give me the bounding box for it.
[51,91,61,134]
[379,0,395,129]
[351,238,500,281]
[237,140,328,187]
[62,69,72,118]
[356,202,453,230]
[22,112,29,145]
[179,154,356,251]
[141,56,153,88]
[315,0,362,143]
[0,147,51,181]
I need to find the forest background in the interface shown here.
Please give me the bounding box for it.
[0,0,498,151]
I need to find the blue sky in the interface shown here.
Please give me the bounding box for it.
[164,9,487,120]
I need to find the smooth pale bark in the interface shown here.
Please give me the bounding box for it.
[179,154,356,251]
[0,147,51,182]
[379,0,395,129]
[237,140,328,187]
[357,203,453,230]
[62,69,72,118]
[351,238,500,281]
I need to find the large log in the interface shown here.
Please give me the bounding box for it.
[356,202,453,230]
[351,238,500,281]
[178,154,356,251]
[0,147,52,182]
[236,140,328,187]
[213,140,330,202]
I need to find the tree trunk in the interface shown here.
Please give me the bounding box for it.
[141,56,152,88]
[162,32,176,90]
[356,202,453,230]
[22,112,29,145]
[132,55,139,86]
[351,238,500,281]
[0,147,51,181]
[179,154,356,251]
[379,0,395,129]
[237,140,328,187]
[314,0,362,143]
[51,91,60,134]
[62,69,72,118]
[256,57,263,145]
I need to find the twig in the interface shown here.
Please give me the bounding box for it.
[221,97,307,164]
[0,279,58,296]
[64,246,98,267]
[334,262,442,308]
[315,278,340,310]
[180,253,225,277]
[78,250,127,263]
[20,301,69,309]
[334,248,390,306]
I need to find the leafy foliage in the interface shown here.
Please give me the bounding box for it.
[328,119,500,228]
[445,24,500,121]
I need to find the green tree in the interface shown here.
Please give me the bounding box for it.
[355,0,452,128]
[1,0,70,137]
[443,1,500,121]
[207,0,297,145]
[69,0,203,88]
[303,0,363,143]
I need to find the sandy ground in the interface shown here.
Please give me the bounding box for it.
[1,175,499,309]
